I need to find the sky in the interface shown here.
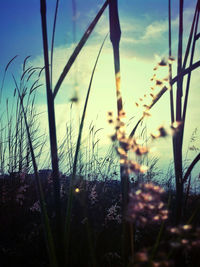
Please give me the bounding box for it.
[0,0,199,182]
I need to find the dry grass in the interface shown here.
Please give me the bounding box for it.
[0,0,200,266]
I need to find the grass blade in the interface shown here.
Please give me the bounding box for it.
[0,55,18,102]
[109,1,131,265]
[171,59,200,84]
[168,0,175,123]
[53,0,109,99]
[182,2,199,69]
[181,9,200,143]
[50,0,60,87]
[109,0,122,116]
[64,34,107,265]
[23,56,31,72]
[183,152,200,183]
[40,0,63,264]
[176,0,184,118]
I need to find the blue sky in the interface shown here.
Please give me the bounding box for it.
[0,0,199,178]
[0,0,196,64]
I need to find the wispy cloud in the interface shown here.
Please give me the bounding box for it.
[142,20,168,41]
[119,18,168,46]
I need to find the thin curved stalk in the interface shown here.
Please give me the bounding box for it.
[50,0,60,87]
[53,0,109,99]
[181,9,200,144]
[171,59,200,84]
[168,0,175,124]
[0,55,18,103]
[64,35,108,265]
[183,153,200,184]
[176,0,184,121]
[182,2,199,69]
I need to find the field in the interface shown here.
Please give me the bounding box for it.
[0,172,200,267]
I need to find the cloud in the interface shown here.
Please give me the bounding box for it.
[142,20,168,41]
[117,4,197,56]
[118,18,168,46]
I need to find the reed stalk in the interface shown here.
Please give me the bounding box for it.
[168,0,175,124]
[40,0,63,264]
[181,7,200,142]
[171,0,200,223]
[109,0,132,265]
[129,0,200,225]
[172,0,184,224]
[39,1,109,262]
[50,0,60,88]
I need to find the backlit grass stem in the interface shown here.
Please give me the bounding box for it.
[0,55,18,103]
[64,35,107,265]
[53,0,109,99]
[171,0,200,223]
[172,0,184,223]
[168,0,175,124]
[50,0,60,88]
[109,0,132,265]
[40,0,63,264]
[181,7,200,142]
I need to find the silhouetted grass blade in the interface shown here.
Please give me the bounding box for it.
[53,0,109,99]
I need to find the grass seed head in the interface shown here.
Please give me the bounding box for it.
[126,182,168,226]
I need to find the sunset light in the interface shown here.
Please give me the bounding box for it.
[0,1,200,266]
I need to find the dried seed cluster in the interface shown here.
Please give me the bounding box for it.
[107,111,149,175]
[126,182,168,226]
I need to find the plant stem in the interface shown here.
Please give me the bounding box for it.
[53,0,109,99]
[168,0,175,124]
[40,0,63,264]
[64,35,107,265]
[173,0,184,224]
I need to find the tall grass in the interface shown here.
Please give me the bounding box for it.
[40,1,63,264]
[1,0,200,266]
[13,74,58,267]
[169,0,200,223]
[0,57,44,175]
[63,34,108,265]
[40,0,110,264]
[31,0,200,265]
